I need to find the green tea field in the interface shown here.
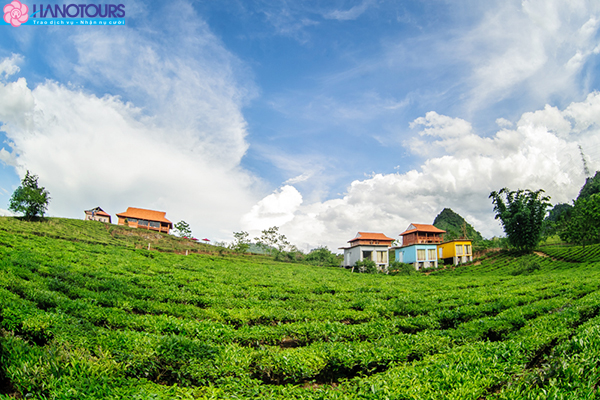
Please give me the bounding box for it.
[1,217,600,399]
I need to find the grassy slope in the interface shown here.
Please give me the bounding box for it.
[1,218,600,399]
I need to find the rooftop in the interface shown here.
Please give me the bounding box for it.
[400,223,446,236]
[116,207,172,226]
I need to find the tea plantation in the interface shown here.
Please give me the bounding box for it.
[1,217,600,399]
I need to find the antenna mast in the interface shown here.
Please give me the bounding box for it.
[579,145,591,177]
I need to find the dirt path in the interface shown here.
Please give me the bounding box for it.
[534,251,559,261]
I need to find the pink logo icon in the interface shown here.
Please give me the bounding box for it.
[4,0,28,27]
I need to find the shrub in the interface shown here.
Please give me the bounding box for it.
[354,259,378,274]
[388,261,416,276]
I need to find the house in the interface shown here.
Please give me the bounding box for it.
[393,223,446,270]
[84,207,111,223]
[438,239,473,265]
[116,207,173,234]
[340,232,394,270]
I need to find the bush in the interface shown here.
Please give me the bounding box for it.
[509,261,541,276]
[354,259,378,274]
[388,261,416,276]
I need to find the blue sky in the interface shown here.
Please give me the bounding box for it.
[1,0,600,250]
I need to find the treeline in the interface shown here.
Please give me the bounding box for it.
[226,226,342,267]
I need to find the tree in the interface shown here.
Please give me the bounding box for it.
[230,231,251,254]
[560,193,600,249]
[541,203,573,239]
[254,226,290,255]
[304,247,340,267]
[489,188,551,252]
[9,170,50,220]
[173,220,193,238]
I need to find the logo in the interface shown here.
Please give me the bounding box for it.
[2,2,125,26]
[3,0,29,27]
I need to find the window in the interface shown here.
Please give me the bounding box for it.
[149,221,160,228]
[428,249,436,260]
[138,219,148,226]
[465,245,471,255]
[397,251,403,262]
[439,248,443,258]
[417,249,426,261]
[362,251,372,261]
[456,245,463,255]
[377,251,387,263]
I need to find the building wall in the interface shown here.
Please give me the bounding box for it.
[344,245,390,268]
[85,211,110,223]
[117,216,170,233]
[438,241,473,265]
[395,244,439,270]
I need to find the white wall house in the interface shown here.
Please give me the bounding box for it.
[339,232,394,271]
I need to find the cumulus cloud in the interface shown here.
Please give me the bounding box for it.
[243,94,600,251]
[242,185,302,230]
[0,76,258,238]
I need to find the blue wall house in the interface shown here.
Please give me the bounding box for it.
[392,223,445,270]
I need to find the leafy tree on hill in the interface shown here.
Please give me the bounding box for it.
[577,171,600,201]
[173,220,193,238]
[489,188,551,253]
[9,170,51,220]
[433,208,483,241]
[304,247,340,267]
[255,226,290,255]
[560,193,600,249]
[230,231,251,254]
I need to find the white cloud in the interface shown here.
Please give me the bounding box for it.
[0,54,22,78]
[0,76,258,239]
[242,185,302,231]
[243,93,600,251]
[496,118,513,128]
[324,0,374,21]
[284,172,312,185]
[0,148,17,167]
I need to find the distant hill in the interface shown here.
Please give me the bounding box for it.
[577,171,600,201]
[433,208,483,241]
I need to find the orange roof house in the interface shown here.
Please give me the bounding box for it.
[399,223,445,246]
[84,206,111,223]
[116,207,173,234]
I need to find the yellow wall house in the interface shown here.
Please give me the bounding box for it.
[437,240,473,265]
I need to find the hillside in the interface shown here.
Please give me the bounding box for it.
[577,170,600,200]
[433,208,483,241]
[1,217,600,399]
